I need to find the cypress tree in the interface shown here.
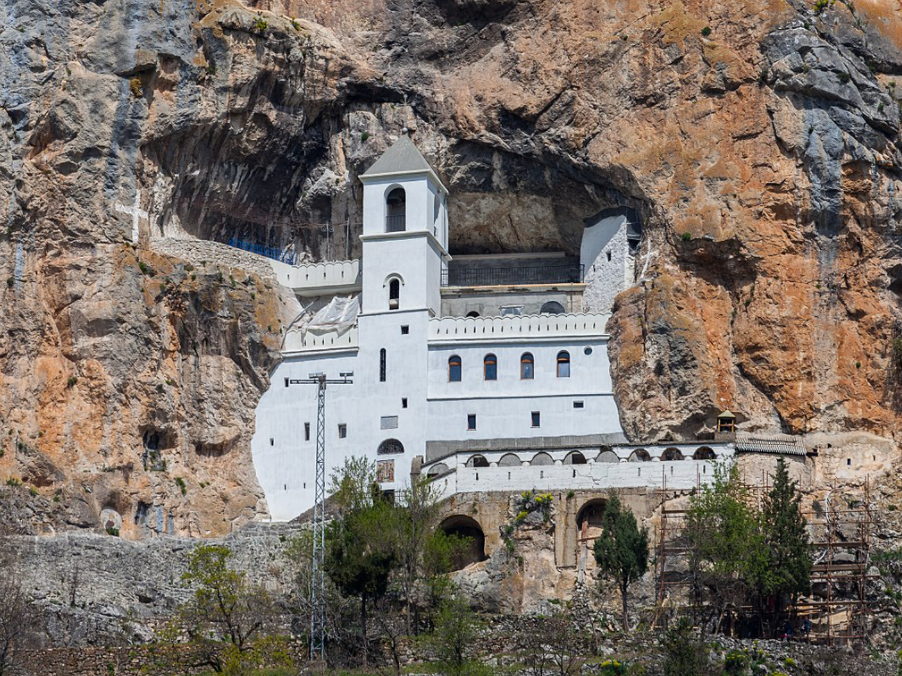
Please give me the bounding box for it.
[592,494,649,630]
[760,458,811,614]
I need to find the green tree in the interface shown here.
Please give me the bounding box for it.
[685,462,768,633]
[592,494,649,629]
[425,594,487,676]
[325,459,396,665]
[758,458,811,626]
[155,544,292,675]
[662,618,711,676]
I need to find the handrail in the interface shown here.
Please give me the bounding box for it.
[227,238,297,265]
[442,264,584,287]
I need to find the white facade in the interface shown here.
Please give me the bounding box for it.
[252,136,634,521]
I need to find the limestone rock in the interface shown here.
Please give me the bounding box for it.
[2,0,902,538]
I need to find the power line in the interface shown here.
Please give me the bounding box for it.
[288,371,353,663]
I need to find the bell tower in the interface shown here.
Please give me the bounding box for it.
[359,133,449,316]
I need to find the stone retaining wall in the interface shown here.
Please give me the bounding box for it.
[151,237,278,284]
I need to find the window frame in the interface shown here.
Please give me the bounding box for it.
[520,352,534,380]
[448,355,462,382]
[556,350,571,378]
[337,424,347,439]
[484,353,498,381]
[531,411,541,428]
[467,414,477,431]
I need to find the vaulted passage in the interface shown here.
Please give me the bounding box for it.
[439,515,487,569]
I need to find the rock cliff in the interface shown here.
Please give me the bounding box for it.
[1,0,901,532]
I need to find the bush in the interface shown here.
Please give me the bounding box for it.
[5,278,12,288]
[106,526,120,537]
[5,477,21,487]
[662,619,709,676]
[129,77,142,98]
[67,376,78,388]
[361,131,370,142]
[175,477,187,495]
[681,232,692,241]
[701,26,711,36]
[253,15,268,32]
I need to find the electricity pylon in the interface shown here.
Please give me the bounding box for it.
[288,370,353,662]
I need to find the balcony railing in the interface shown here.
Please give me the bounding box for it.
[386,215,406,232]
[442,264,584,287]
[228,238,297,265]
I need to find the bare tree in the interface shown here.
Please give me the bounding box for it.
[517,610,587,676]
[0,544,33,676]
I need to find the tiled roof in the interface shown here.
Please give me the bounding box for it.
[361,134,433,177]
[735,432,807,456]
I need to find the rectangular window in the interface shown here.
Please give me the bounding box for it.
[401,398,408,409]
[338,424,347,439]
[467,414,476,431]
[531,411,541,427]
[304,423,310,441]
[500,306,523,316]
[573,401,584,409]
[381,416,398,430]
[401,325,409,335]
[380,348,386,383]
[284,377,289,388]
[269,438,274,446]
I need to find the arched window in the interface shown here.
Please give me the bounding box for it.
[466,311,480,318]
[448,355,462,382]
[484,354,497,381]
[662,447,684,461]
[520,353,534,379]
[694,447,716,460]
[378,439,404,455]
[388,278,400,310]
[541,301,565,314]
[386,187,406,232]
[466,455,489,468]
[556,351,570,378]
[379,348,386,382]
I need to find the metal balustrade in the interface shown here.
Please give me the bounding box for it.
[227,238,297,265]
[441,264,584,287]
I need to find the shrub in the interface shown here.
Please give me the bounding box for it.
[838,71,851,84]
[67,376,78,388]
[701,26,711,36]
[361,131,370,142]
[138,261,151,275]
[184,264,194,272]
[129,77,143,98]
[175,477,187,496]
[28,487,37,498]
[6,477,21,487]
[814,0,830,13]
[290,18,301,31]
[681,232,692,241]
[5,277,12,288]
[106,526,120,537]
[253,15,268,32]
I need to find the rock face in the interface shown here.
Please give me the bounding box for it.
[1,0,901,534]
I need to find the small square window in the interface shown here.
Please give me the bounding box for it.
[573,401,584,409]
[401,325,410,335]
[304,423,310,441]
[338,424,347,439]
[401,398,408,409]
[467,414,476,431]
[531,411,541,427]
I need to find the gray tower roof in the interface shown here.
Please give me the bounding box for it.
[361,134,434,178]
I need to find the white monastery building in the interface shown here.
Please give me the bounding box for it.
[251,136,739,521]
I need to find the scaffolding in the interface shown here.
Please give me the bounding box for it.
[654,471,877,646]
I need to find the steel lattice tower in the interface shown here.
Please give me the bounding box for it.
[288,371,353,662]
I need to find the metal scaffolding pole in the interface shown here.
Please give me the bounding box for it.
[289,371,353,663]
